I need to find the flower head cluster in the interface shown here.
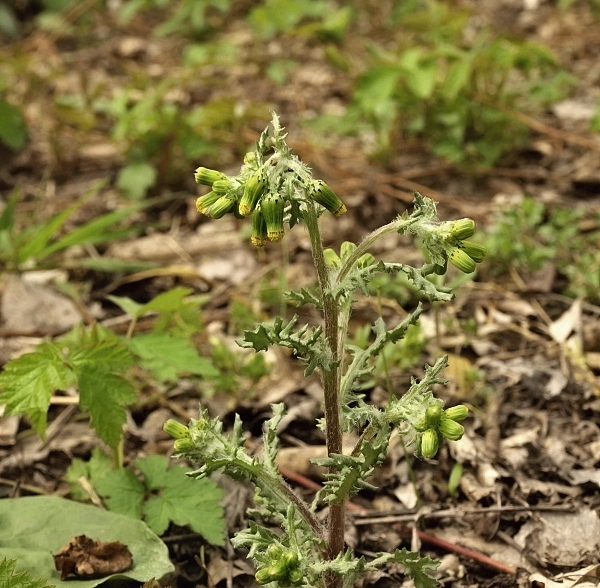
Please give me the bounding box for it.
[406,204,487,275]
[415,404,469,458]
[193,119,346,246]
[255,546,303,586]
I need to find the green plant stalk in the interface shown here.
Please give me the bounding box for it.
[302,201,344,585]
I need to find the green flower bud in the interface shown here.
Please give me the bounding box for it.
[439,416,465,441]
[244,151,257,165]
[421,428,439,458]
[425,404,442,428]
[413,414,428,432]
[194,167,226,186]
[457,240,487,264]
[173,438,195,453]
[261,192,285,242]
[448,247,476,273]
[324,248,341,268]
[444,405,469,422]
[288,568,304,585]
[251,206,268,247]
[448,218,475,242]
[163,419,190,440]
[308,180,347,216]
[212,179,233,194]
[239,170,267,217]
[267,561,288,582]
[255,567,272,585]
[357,253,375,268]
[208,195,235,219]
[283,551,299,569]
[267,545,283,560]
[196,191,221,215]
[340,241,356,259]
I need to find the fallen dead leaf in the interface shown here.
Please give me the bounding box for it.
[514,508,600,566]
[54,535,133,580]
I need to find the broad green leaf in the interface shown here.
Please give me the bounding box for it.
[106,294,144,318]
[76,366,137,450]
[0,559,53,588]
[0,496,173,587]
[141,287,194,314]
[93,468,145,519]
[135,456,225,543]
[406,58,438,99]
[441,59,471,100]
[128,332,219,383]
[116,162,157,200]
[0,100,28,151]
[0,343,69,437]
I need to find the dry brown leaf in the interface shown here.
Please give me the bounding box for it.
[53,535,133,580]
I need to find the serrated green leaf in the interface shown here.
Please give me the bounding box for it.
[0,343,69,438]
[93,468,145,520]
[127,332,219,383]
[70,336,134,373]
[0,558,54,588]
[241,324,272,352]
[76,366,136,450]
[135,455,225,543]
[65,448,114,502]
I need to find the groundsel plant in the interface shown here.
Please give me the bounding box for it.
[164,113,485,588]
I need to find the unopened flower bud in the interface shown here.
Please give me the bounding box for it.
[448,218,475,242]
[421,429,439,458]
[261,192,285,242]
[340,241,357,259]
[457,240,487,264]
[439,416,465,441]
[444,405,469,422]
[357,253,375,268]
[173,438,195,453]
[425,404,442,428]
[196,191,221,215]
[194,167,226,186]
[283,551,299,569]
[288,568,304,585]
[255,567,272,585]
[212,179,233,194]
[267,545,283,560]
[239,170,267,217]
[308,180,347,216]
[251,206,268,247]
[448,247,476,273]
[163,419,190,440]
[209,195,235,219]
[267,561,288,582]
[324,248,341,268]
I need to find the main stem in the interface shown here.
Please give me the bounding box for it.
[303,203,344,588]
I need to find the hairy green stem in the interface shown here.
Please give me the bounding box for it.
[303,202,344,588]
